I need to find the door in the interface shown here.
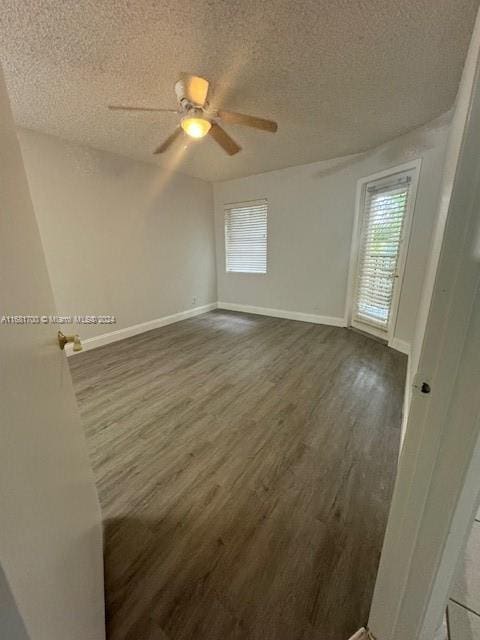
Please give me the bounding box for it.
[0,66,105,640]
[349,160,420,342]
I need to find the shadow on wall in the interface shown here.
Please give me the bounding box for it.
[311,111,452,181]
[0,565,30,640]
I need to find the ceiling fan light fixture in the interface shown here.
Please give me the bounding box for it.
[181,115,211,139]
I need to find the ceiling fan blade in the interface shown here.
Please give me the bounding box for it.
[217,110,278,133]
[108,105,178,113]
[180,73,210,106]
[153,127,183,154]
[208,122,241,156]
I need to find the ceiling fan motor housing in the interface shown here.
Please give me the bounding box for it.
[175,79,196,111]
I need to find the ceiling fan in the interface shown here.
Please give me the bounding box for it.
[108,73,278,156]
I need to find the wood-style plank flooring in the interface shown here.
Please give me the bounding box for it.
[69,310,406,640]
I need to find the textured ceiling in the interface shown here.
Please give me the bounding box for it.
[0,0,478,182]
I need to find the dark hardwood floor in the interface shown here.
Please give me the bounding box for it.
[69,310,406,640]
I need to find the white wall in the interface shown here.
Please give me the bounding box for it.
[214,116,449,350]
[18,117,449,354]
[17,129,216,339]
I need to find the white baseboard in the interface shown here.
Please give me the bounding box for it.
[389,337,411,355]
[66,300,407,358]
[66,303,217,356]
[217,301,346,327]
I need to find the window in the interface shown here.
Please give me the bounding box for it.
[352,166,418,334]
[224,200,268,274]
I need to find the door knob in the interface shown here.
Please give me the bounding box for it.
[57,331,82,352]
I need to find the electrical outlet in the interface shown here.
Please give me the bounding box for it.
[192,296,197,306]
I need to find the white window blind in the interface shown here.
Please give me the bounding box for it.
[354,173,412,330]
[225,200,268,274]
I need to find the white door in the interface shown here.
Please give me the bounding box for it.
[0,67,105,640]
[349,161,420,342]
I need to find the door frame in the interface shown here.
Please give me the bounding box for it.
[345,158,421,345]
[366,8,480,638]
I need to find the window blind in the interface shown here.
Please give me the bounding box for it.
[225,200,268,273]
[354,176,412,329]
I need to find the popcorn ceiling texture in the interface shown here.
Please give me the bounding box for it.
[0,0,478,182]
